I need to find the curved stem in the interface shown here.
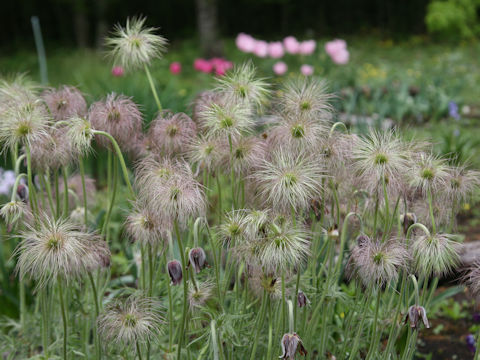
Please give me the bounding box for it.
[10,174,27,202]
[335,212,362,280]
[144,65,162,112]
[14,154,26,175]
[329,121,348,136]
[92,130,134,197]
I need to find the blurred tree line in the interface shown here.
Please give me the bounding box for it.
[3,0,429,54]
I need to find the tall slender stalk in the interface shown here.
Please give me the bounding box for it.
[144,65,162,112]
[58,276,68,360]
[24,144,39,222]
[79,158,88,226]
[175,219,188,360]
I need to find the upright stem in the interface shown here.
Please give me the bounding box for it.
[175,219,188,360]
[227,135,236,208]
[474,326,480,360]
[211,320,220,360]
[24,144,39,222]
[79,158,88,226]
[55,171,61,218]
[88,272,101,360]
[58,276,68,360]
[41,289,50,358]
[216,175,222,223]
[136,341,143,360]
[62,166,69,217]
[249,293,268,360]
[102,159,118,239]
[163,250,174,351]
[366,289,382,360]
[144,65,162,112]
[427,187,436,234]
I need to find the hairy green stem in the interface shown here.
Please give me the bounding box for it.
[79,158,88,226]
[144,65,162,112]
[58,276,68,360]
[175,219,188,360]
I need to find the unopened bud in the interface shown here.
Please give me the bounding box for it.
[188,247,207,273]
[279,333,307,359]
[297,290,310,308]
[167,260,183,285]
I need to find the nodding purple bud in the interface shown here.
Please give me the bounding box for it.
[167,260,183,285]
[297,291,310,308]
[188,247,207,273]
[466,334,476,353]
[279,333,307,359]
[16,184,29,203]
[356,234,370,247]
[401,213,417,235]
[406,305,429,330]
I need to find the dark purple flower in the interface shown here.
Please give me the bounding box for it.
[473,312,480,322]
[448,101,460,120]
[466,334,476,353]
[188,247,207,273]
[167,260,183,285]
[297,291,310,308]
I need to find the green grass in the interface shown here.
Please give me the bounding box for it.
[1,37,479,123]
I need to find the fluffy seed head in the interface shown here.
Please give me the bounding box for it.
[66,116,94,156]
[214,62,270,108]
[258,218,311,272]
[349,236,408,287]
[136,157,205,226]
[444,166,480,203]
[97,295,164,346]
[89,93,143,153]
[186,135,222,172]
[188,280,214,310]
[125,200,170,246]
[42,86,87,121]
[411,233,459,277]
[201,101,254,140]
[217,210,249,246]
[278,78,333,120]
[0,95,50,152]
[409,153,449,195]
[0,200,29,227]
[252,149,324,213]
[219,135,266,175]
[15,215,110,289]
[147,112,197,156]
[268,115,326,154]
[105,16,168,71]
[248,267,283,300]
[352,130,411,196]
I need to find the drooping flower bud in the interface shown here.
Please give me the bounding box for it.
[167,260,183,285]
[188,247,207,273]
[17,183,29,203]
[297,290,310,308]
[279,333,307,359]
[356,234,370,247]
[401,212,417,235]
[406,305,430,330]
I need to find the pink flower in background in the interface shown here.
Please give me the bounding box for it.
[283,36,300,54]
[273,61,288,75]
[193,58,232,75]
[236,33,256,53]
[331,49,349,64]
[111,66,124,77]
[268,42,284,58]
[253,40,268,57]
[300,64,314,76]
[299,40,316,55]
[194,58,213,73]
[325,39,349,64]
[169,62,182,75]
